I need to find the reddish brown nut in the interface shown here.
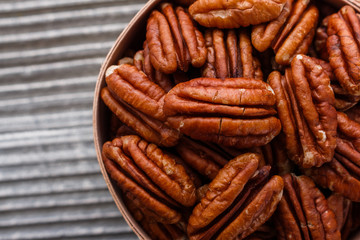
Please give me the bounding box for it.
[202,29,263,80]
[189,0,287,28]
[243,221,277,240]
[175,137,229,180]
[275,174,341,240]
[327,5,360,96]
[311,57,360,111]
[188,153,284,240]
[252,0,319,65]
[134,43,174,93]
[305,112,360,202]
[102,64,180,147]
[345,104,360,124]
[102,135,198,224]
[268,54,337,168]
[163,77,281,149]
[315,16,330,61]
[327,193,352,240]
[146,3,206,74]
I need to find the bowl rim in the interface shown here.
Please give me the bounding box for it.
[93,0,162,239]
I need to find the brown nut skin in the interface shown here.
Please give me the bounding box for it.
[305,112,360,202]
[163,77,281,149]
[268,54,337,168]
[102,135,199,225]
[275,174,341,240]
[252,0,319,65]
[345,104,360,124]
[175,137,229,180]
[189,0,287,28]
[327,193,352,240]
[146,3,206,74]
[315,16,330,61]
[187,153,284,240]
[327,5,360,96]
[202,28,263,80]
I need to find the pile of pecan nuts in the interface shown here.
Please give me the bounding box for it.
[100,0,360,239]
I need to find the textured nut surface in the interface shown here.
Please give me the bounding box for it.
[327,6,360,96]
[345,104,360,124]
[251,0,319,65]
[187,153,283,240]
[146,3,206,74]
[202,29,263,80]
[189,0,287,28]
[306,112,360,202]
[275,174,341,240]
[327,193,352,239]
[268,54,337,168]
[164,77,281,148]
[103,135,197,208]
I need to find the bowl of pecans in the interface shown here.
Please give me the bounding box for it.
[93,0,360,239]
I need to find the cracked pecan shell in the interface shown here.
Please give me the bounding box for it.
[202,28,263,80]
[163,77,281,149]
[268,54,337,168]
[146,3,206,74]
[275,174,340,240]
[327,5,360,96]
[189,0,287,28]
[188,153,284,240]
[305,112,360,202]
[102,135,197,224]
[252,0,319,65]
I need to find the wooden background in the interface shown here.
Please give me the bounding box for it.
[0,0,146,239]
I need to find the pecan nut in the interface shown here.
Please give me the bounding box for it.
[327,5,360,96]
[163,77,281,149]
[146,3,207,74]
[345,104,360,124]
[175,137,229,180]
[314,16,330,61]
[102,135,197,223]
[268,54,337,168]
[275,174,341,240]
[202,29,263,80]
[134,42,174,93]
[305,112,360,202]
[252,0,319,65]
[102,64,180,147]
[188,153,284,240]
[189,0,287,28]
[327,193,352,240]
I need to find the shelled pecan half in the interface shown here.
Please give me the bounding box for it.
[345,104,360,124]
[164,77,281,149]
[327,193,353,240]
[134,42,174,93]
[146,3,206,74]
[102,64,180,147]
[305,112,360,202]
[327,5,360,96]
[314,16,330,61]
[202,29,263,80]
[268,54,337,168]
[252,0,319,65]
[175,137,230,180]
[275,174,341,240]
[189,0,287,28]
[102,135,198,224]
[188,153,284,240]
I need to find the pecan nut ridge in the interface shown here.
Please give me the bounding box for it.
[188,153,284,240]
[189,0,287,28]
[202,29,263,80]
[306,112,360,202]
[146,3,206,74]
[275,174,341,240]
[164,77,281,148]
[327,5,360,96]
[268,54,337,168]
